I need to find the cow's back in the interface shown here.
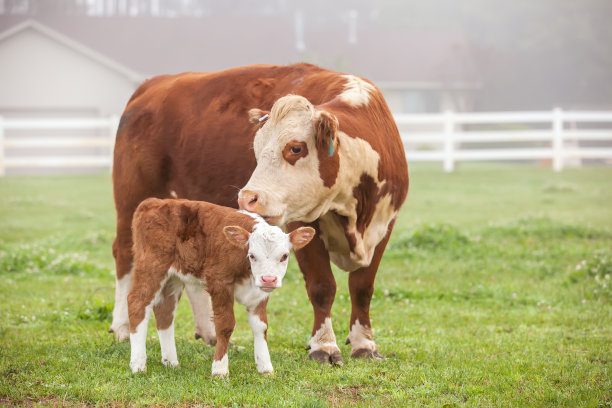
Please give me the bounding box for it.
[113,63,403,223]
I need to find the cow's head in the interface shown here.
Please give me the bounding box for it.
[223,222,315,292]
[238,95,339,226]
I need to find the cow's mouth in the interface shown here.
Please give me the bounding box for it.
[261,214,283,226]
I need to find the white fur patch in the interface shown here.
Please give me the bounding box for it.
[347,319,377,353]
[158,325,179,368]
[308,317,339,353]
[339,75,375,107]
[111,272,132,340]
[211,353,229,377]
[234,277,270,310]
[130,306,152,373]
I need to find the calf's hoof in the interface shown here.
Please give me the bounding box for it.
[109,324,130,342]
[130,360,147,373]
[351,348,384,360]
[308,348,344,366]
[162,358,179,368]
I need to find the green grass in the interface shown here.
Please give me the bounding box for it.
[1,163,611,407]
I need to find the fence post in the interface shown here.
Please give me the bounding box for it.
[443,110,455,172]
[552,108,564,172]
[109,114,120,172]
[0,116,5,177]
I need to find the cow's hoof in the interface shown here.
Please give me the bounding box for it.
[109,325,130,342]
[194,332,217,346]
[351,348,384,360]
[309,349,344,366]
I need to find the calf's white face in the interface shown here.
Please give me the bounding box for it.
[223,222,315,292]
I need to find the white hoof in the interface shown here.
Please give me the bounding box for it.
[162,358,179,368]
[130,358,147,373]
[111,324,130,342]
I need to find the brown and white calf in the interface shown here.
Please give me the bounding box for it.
[127,197,314,376]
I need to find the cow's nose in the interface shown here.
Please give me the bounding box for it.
[238,190,259,212]
[261,276,278,285]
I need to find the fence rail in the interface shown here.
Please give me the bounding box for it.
[1,110,612,175]
[395,109,612,172]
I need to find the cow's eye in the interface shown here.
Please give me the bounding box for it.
[280,253,289,262]
[290,146,302,154]
[249,253,256,261]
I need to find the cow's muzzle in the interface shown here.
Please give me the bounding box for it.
[238,190,284,225]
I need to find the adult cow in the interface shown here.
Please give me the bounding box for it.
[111,63,409,363]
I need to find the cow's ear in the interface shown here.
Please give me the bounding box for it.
[248,108,270,127]
[289,226,316,250]
[223,226,250,248]
[314,109,338,157]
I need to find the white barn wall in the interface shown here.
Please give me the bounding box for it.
[0,26,139,117]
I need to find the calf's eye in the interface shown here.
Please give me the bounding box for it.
[280,253,289,262]
[249,254,256,261]
[290,146,302,154]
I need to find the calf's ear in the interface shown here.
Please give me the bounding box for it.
[289,227,316,250]
[223,226,251,248]
[314,109,338,157]
[248,108,271,127]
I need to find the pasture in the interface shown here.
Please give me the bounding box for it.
[0,163,611,407]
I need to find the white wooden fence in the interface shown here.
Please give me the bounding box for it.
[395,109,612,172]
[1,109,612,175]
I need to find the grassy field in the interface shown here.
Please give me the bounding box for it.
[0,163,611,407]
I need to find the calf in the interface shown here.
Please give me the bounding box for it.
[127,198,315,377]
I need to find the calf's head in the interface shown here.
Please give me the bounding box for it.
[238,94,339,226]
[223,222,315,292]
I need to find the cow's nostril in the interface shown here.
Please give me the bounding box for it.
[248,195,258,206]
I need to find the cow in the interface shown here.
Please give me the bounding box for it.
[128,197,315,376]
[111,63,409,365]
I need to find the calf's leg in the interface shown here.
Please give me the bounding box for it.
[290,222,342,365]
[210,290,236,378]
[248,299,273,374]
[154,278,184,368]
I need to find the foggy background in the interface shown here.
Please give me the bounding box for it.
[1,0,611,114]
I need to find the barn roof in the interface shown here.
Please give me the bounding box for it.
[0,19,144,84]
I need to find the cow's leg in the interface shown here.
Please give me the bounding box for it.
[154,278,184,368]
[290,222,342,365]
[346,223,394,359]
[184,284,216,346]
[247,298,273,375]
[210,289,236,378]
[110,216,134,342]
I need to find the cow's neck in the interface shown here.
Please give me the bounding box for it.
[318,131,397,272]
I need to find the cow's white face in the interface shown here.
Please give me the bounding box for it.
[223,222,315,292]
[238,95,338,226]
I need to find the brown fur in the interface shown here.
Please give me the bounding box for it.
[127,198,262,364]
[114,63,409,361]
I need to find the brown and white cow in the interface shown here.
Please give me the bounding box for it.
[111,63,409,364]
[128,197,314,376]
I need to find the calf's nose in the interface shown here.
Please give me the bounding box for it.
[238,190,259,212]
[261,276,278,285]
